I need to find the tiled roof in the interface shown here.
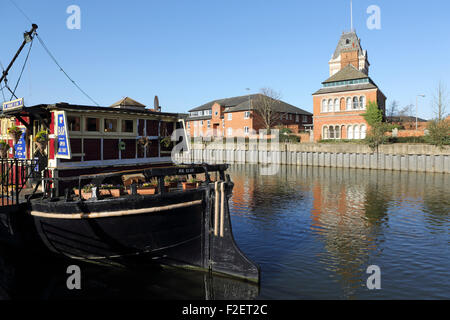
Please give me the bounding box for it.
[323,64,369,84]
[312,82,378,95]
[110,97,146,108]
[189,94,311,115]
[332,31,364,60]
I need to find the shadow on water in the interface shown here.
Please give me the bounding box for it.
[0,245,259,300]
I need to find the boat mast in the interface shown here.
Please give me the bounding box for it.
[0,24,38,86]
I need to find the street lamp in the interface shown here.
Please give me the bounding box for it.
[416,94,426,131]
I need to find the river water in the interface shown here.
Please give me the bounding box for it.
[0,165,448,300]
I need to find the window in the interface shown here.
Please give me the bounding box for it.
[289,114,292,120]
[104,119,118,132]
[334,99,339,112]
[244,126,249,135]
[207,120,211,128]
[323,126,329,139]
[222,119,225,128]
[348,125,354,139]
[353,97,359,110]
[303,115,308,123]
[227,127,233,136]
[329,126,335,139]
[335,126,340,139]
[122,120,134,133]
[346,98,352,110]
[322,100,327,112]
[198,111,203,116]
[296,115,300,123]
[244,111,251,119]
[187,122,190,129]
[361,125,367,139]
[228,113,232,121]
[201,120,204,126]
[86,118,99,132]
[354,125,360,139]
[68,116,80,131]
[359,96,366,109]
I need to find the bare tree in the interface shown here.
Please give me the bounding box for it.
[386,100,399,122]
[397,104,415,129]
[432,81,449,121]
[253,88,282,132]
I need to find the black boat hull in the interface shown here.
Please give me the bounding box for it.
[29,184,260,282]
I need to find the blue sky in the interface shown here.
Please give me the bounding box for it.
[1,0,449,119]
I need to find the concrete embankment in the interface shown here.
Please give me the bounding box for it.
[175,143,450,173]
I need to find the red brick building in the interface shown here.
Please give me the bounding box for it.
[312,31,386,141]
[186,94,312,138]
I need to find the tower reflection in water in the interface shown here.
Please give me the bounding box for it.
[228,164,449,299]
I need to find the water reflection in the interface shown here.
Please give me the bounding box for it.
[0,245,259,300]
[228,165,449,299]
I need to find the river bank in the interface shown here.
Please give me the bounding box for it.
[176,143,450,173]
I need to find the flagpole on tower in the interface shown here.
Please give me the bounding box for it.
[351,0,353,31]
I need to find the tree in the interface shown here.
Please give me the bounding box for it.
[397,104,415,129]
[362,101,383,126]
[432,81,449,121]
[362,101,391,151]
[386,100,399,122]
[253,88,282,133]
[426,119,450,148]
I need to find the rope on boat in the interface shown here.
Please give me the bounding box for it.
[30,199,203,219]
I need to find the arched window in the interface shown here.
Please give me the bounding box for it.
[346,97,352,110]
[348,125,354,139]
[353,97,359,110]
[334,99,339,112]
[329,126,335,139]
[323,126,329,139]
[335,126,340,139]
[361,125,367,139]
[328,99,333,112]
[354,125,360,139]
[359,96,366,109]
[322,100,326,112]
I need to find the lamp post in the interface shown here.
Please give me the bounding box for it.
[416,94,426,131]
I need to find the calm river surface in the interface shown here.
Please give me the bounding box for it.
[0,165,448,300]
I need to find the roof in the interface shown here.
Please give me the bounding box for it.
[332,31,364,60]
[323,64,368,84]
[110,97,146,108]
[313,82,378,95]
[29,103,180,118]
[189,94,312,115]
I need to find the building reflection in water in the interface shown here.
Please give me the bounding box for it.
[227,164,449,299]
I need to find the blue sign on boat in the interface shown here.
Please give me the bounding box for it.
[55,111,71,159]
[2,98,24,112]
[14,128,27,159]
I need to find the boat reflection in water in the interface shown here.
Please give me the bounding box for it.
[0,245,259,300]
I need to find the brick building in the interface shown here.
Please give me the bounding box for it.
[186,94,312,138]
[312,31,386,141]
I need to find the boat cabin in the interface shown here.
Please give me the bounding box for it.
[0,97,187,193]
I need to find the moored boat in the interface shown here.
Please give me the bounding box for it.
[27,164,260,282]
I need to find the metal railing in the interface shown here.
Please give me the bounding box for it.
[0,158,39,206]
[33,163,229,201]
